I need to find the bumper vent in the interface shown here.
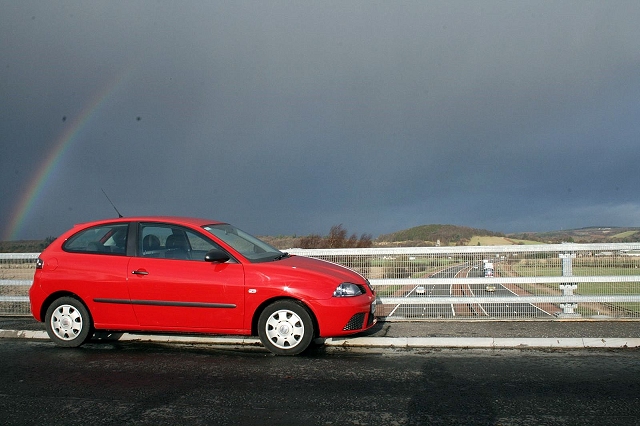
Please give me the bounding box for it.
[343,313,365,331]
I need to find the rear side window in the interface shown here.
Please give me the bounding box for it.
[63,224,129,255]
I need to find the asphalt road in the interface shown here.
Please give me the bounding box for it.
[389,263,557,319]
[1,339,639,425]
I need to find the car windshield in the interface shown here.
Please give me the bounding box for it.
[203,224,285,263]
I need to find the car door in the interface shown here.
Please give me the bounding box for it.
[60,222,137,327]
[127,223,245,331]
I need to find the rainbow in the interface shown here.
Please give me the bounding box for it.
[3,72,129,241]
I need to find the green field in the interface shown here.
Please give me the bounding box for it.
[468,236,542,246]
[612,230,637,239]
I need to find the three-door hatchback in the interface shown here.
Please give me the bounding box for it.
[29,216,377,355]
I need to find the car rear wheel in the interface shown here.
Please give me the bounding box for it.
[258,300,314,356]
[45,297,93,347]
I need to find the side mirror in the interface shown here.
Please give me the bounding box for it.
[204,248,230,263]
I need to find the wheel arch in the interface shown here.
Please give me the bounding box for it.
[39,291,91,325]
[251,296,319,338]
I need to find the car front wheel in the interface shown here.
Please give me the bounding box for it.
[258,300,314,355]
[45,297,93,347]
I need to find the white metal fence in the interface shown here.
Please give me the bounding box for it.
[288,243,640,320]
[0,253,37,315]
[3,243,640,319]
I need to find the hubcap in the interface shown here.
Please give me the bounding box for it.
[278,324,291,335]
[265,309,304,349]
[51,304,83,341]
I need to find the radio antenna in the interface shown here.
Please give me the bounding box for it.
[101,188,123,218]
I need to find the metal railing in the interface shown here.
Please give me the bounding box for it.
[3,243,640,319]
[0,253,37,315]
[288,243,640,320]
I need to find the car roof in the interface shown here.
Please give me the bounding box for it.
[72,216,225,228]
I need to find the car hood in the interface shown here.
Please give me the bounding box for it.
[272,254,366,284]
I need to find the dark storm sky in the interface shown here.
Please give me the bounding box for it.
[2,1,640,240]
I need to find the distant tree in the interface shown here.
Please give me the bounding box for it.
[327,224,348,248]
[356,233,373,248]
[299,234,323,249]
[297,225,373,249]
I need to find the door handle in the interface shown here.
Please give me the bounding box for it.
[132,269,149,275]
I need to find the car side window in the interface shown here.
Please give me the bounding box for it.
[63,224,129,255]
[140,224,224,261]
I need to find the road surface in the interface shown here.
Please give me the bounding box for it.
[1,338,638,425]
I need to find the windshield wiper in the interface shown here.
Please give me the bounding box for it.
[273,252,290,261]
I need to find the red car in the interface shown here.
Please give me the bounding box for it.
[29,216,377,355]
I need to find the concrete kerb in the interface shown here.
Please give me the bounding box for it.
[0,330,49,340]
[324,336,640,349]
[2,328,639,349]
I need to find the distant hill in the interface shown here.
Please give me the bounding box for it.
[509,227,640,244]
[0,239,52,253]
[4,226,640,252]
[377,224,504,247]
[376,225,640,246]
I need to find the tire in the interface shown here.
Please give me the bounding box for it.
[45,297,93,347]
[258,300,314,356]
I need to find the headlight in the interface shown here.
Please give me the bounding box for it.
[333,282,364,297]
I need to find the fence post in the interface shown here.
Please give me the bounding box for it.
[558,253,579,317]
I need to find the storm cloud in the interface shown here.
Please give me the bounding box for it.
[2,1,640,240]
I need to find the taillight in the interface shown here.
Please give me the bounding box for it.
[35,258,44,269]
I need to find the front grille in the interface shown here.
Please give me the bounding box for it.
[343,313,365,331]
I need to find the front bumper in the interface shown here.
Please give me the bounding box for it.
[308,293,377,337]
